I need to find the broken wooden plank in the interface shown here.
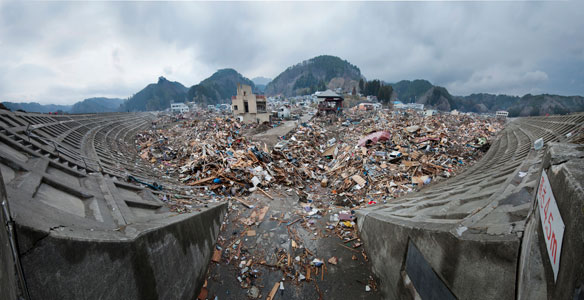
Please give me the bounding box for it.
[259,188,274,200]
[234,198,252,208]
[351,174,367,186]
[266,282,280,300]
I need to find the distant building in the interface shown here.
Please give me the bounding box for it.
[451,109,460,115]
[277,106,291,119]
[171,102,189,113]
[366,95,378,102]
[358,102,381,111]
[424,109,438,117]
[232,84,270,123]
[496,110,509,118]
[317,90,344,115]
[394,102,424,111]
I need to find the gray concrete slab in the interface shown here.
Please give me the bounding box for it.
[0,171,19,300]
[0,110,228,299]
[356,113,584,299]
[518,142,584,300]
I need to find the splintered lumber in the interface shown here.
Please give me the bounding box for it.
[351,174,367,186]
[187,176,216,186]
[267,282,280,300]
[259,188,274,200]
[234,198,252,208]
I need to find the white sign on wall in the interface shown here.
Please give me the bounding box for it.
[536,170,565,282]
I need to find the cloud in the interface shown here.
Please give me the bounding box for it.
[447,66,549,96]
[0,1,583,104]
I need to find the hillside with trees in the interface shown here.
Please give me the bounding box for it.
[3,57,583,116]
[1,102,72,113]
[390,80,434,103]
[358,79,393,105]
[265,55,363,96]
[386,79,584,116]
[2,97,124,114]
[252,76,272,93]
[455,93,584,117]
[71,97,123,114]
[120,77,187,112]
[187,69,256,105]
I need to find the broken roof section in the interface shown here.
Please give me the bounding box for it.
[316,89,343,99]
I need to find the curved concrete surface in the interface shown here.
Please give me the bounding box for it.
[0,111,226,299]
[356,113,584,299]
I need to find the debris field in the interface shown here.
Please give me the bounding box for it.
[133,108,504,299]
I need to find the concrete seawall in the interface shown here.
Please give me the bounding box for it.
[0,111,227,299]
[356,114,584,299]
[1,171,19,299]
[18,203,226,300]
[518,143,584,300]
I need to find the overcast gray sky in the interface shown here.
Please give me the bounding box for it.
[1,1,583,104]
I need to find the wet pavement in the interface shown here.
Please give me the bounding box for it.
[202,187,381,299]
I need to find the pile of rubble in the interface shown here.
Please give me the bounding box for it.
[135,110,503,207]
[273,110,504,205]
[134,109,503,298]
[136,115,274,197]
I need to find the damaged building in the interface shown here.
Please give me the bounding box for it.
[231,84,270,123]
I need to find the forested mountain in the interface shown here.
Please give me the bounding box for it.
[455,93,584,117]
[416,86,457,111]
[390,80,434,103]
[70,97,123,114]
[390,79,584,116]
[265,55,363,96]
[252,77,271,93]
[252,76,272,85]
[119,77,187,112]
[187,69,255,105]
[2,97,123,114]
[1,102,72,113]
[3,57,583,116]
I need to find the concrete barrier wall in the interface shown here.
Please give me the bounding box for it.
[18,203,226,300]
[0,171,18,300]
[357,213,519,299]
[0,111,228,299]
[357,114,584,299]
[518,143,584,300]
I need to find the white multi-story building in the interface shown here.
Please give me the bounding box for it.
[171,102,189,113]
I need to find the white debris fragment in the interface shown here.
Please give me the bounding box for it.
[456,226,468,236]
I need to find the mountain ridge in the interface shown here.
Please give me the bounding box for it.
[389,79,584,116]
[187,68,255,105]
[2,56,583,116]
[265,55,364,96]
[71,97,124,114]
[120,76,187,112]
